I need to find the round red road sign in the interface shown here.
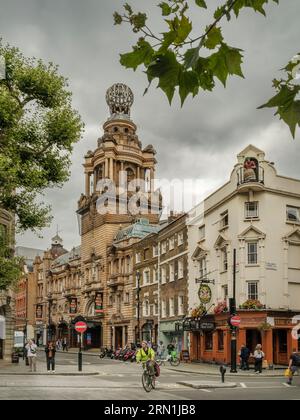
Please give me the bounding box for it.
[75,321,87,334]
[230,315,241,327]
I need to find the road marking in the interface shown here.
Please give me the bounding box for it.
[199,389,212,393]
[282,383,296,388]
[240,383,247,388]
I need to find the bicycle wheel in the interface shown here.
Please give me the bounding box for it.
[151,375,156,389]
[170,357,180,367]
[142,371,153,393]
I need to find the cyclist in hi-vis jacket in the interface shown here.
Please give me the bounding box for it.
[136,341,156,375]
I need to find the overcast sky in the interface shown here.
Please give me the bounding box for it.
[1,0,299,251]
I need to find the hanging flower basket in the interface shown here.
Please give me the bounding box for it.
[214,301,228,315]
[191,304,206,318]
[240,299,264,310]
[258,322,272,331]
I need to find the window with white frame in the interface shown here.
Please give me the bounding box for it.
[153,301,158,316]
[248,282,258,300]
[222,285,228,300]
[143,269,150,285]
[247,242,258,265]
[161,266,167,284]
[245,202,259,219]
[124,292,130,304]
[220,210,229,229]
[199,225,205,240]
[169,236,175,250]
[162,300,167,318]
[178,259,184,279]
[136,252,141,263]
[153,266,158,283]
[143,300,150,317]
[169,262,175,282]
[161,241,167,254]
[287,206,300,223]
[199,257,207,279]
[169,297,175,317]
[178,232,184,246]
[221,248,228,272]
[178,296,184,315]
[153,245,158,257]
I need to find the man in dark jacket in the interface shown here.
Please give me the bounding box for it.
[45,341,56,373]
[239,344,251,371]
[287,349,300,385]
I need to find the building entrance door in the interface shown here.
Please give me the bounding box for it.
[246,329,262,353]
[273,329,288,365]
[193,332,201,360]
[115,327,123,349]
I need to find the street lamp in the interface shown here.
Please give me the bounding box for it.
[47,293,53,343]
[136,271,141,344]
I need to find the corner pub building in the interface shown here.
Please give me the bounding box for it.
[188,145,300,367]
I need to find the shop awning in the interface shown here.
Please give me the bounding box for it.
[0,315,6,340]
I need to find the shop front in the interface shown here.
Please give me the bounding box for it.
[189,311,300,367]
[160,320,188,354]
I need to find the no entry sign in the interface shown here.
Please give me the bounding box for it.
[230,315,241,327]
[75,321,87,334]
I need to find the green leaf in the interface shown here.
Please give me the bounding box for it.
[174,15,193,45]
[120,40,154,71]
[258,86,298,110]
[194,57,215,91]
[147,51,182,104]
[204,27,223,50]
[276,100,300,138]
[184,47,200,69]
[159,2,172,16]
[208,44,244,86]
[160,31,177,52]
[224,46,244,78]
[124,3,133,15]
[179,70,199,106]
[195,0,207,8]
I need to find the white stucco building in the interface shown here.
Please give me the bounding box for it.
[187,145,300,366]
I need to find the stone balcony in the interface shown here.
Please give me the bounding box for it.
[237,165,265,193]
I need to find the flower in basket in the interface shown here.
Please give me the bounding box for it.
[214,301,228,315]
[241,299,264,310]
[191,304,206,318]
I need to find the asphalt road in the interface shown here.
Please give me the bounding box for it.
[0,352,299,400]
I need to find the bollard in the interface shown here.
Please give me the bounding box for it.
[220,365,226,383]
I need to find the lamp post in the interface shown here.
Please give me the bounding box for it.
[230,249,238,373]
[47,293,53,343]
[136,271,141,344]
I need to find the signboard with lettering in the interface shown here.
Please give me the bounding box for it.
[69,298,77,315]
[95,293,104,314]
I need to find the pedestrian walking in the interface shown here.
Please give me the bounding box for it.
[25,339,38,372]
[45,341,56,373]
[62,337,68,352]
[286,349,300,385]
[239,344,251,370]
[157,341,165,359]
[253,344,265,374]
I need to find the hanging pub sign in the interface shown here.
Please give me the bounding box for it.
[198,284,212,304]
[69,298,77,315]
[95,293,104,314]
[36,305,43,320]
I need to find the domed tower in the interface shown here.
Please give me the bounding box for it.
[77,84,161,349]
[78,83,160,220]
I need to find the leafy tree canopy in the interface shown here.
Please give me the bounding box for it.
[114,0,300,138]
[0,40,84,233]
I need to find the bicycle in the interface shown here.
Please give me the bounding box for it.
[141,361,156,393]
[156,350,180,367]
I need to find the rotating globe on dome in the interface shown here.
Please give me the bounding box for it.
[106,83,134,120]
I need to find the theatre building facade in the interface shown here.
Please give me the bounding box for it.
[188,145,300,366]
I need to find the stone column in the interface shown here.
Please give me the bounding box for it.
[85,173,90,196]
[110,158,114,181]
[105,158,109,178]
[150,168,154,193]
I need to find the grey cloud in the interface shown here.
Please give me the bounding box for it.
[0,0,299,250]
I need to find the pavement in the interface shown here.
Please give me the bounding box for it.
[0,352,299,400]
